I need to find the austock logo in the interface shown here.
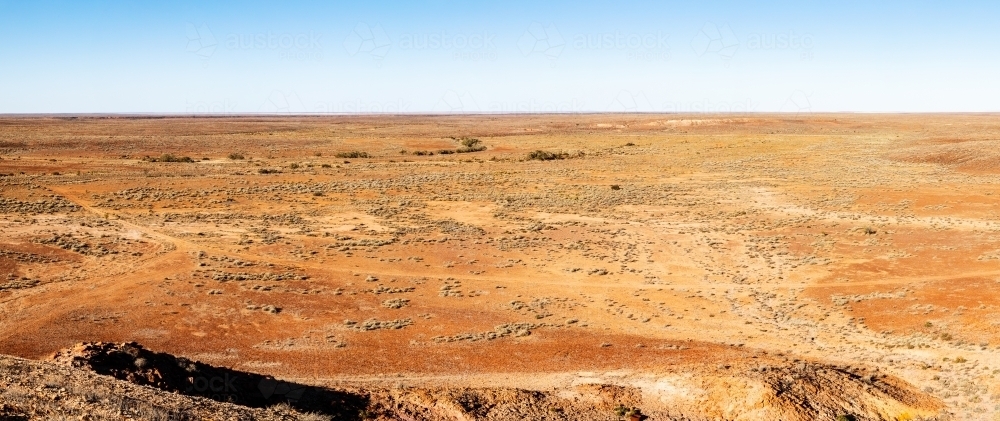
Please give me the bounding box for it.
[691,22,739,60]
[184,374,240,403]
[518,22,669,61]
[343,22,392,61]
[258,377,308,401]
[185,23,217,58]
[517,22,566,58]
[175,374,307,404]
[608,90,758,113]
[692,22,814,62]
[781,90,813,113]
[185,23,323,62]
[344,22,498,63]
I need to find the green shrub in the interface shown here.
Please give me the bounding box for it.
[144,154,194,163]
[455,137,486,153]
[457,145,486,153]
[335,151,370,158]
[527,150,569,161]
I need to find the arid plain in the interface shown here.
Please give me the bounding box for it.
[2,114,1000,420]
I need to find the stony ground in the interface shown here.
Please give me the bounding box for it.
[1,114,999,419]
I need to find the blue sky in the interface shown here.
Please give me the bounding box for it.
[1,0,998,113]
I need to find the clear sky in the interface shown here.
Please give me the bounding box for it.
[1,0,998,113]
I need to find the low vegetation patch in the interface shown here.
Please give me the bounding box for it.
[409,137,488,156]
[335,151,370,159]
[526,150,584,161]
[456,137,487,153]
[143,154,194,163]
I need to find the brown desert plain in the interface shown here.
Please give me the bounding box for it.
[1,114,1000,420]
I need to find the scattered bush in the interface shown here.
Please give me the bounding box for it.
[258,168,280,174]
[527,150,569,161]
[335,151,370,158]
[413,151,434,156]
[438,149,455,155]
[289,163,300,169]
[456,137,487,153]
[144,154,194,163]
[227,152,245,160]
[836,415,857,421]
[613,404,644,420]
[321,164,332,168]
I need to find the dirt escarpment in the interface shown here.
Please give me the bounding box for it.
[44,342,945,421]
[49,341,367,418]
